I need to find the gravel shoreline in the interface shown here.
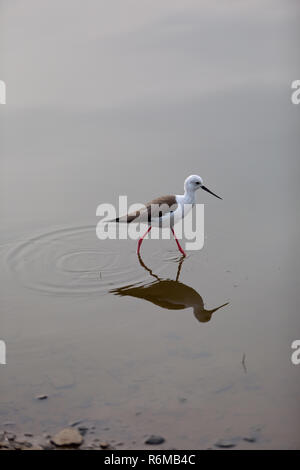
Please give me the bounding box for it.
[0,425,262,450]
[0,427,115,450]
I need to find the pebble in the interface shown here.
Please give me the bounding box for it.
[14,436,31,445]
[215,439,236,449]
[99,441,110,449]
[40,442,55,450]
[243,436,257,443]
[0,441,10,449]
[145,435,165,445]
[27,444,44,450]
[35,394,48,400]
[51,428,83,447]
[69,420,83,427]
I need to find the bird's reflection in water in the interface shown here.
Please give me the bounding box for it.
[110,254,228,323]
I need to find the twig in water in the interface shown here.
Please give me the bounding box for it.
[241,353,247,373]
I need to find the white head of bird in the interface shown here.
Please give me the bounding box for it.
[184,174,222,200]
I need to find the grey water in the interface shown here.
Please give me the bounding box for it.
[0,0,299,449]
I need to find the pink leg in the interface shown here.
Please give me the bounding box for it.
[137,226,152,255]
[171,227,186,257]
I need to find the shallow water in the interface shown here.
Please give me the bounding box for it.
[1,0,300,449]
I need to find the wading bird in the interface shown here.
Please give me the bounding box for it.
[113,175,222,257]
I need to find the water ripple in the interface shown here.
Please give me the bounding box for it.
[5,225,170,296]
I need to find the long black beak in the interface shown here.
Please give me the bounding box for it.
[201,185,222,200]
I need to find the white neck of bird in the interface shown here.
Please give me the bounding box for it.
[183,187,196,204]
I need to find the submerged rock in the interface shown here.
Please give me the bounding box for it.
[215,439,236,449]
[145,435,165,445]
[35,394,48,400]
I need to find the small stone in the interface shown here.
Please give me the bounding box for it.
[145,435,165,445]
[78,426,89,435]
[11,443,23,450]
[69,420,83,427]
[215,439,236,449]
[28,444,43,450]
[51,428,83,447]
[99,441,110,449]
[14,441,33,449]
[0,441,10,449]
[41,443,55,450]
[243,437,256,443]
[24,433,33,437]
[35,394,48,400]
[14,436,30,445]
